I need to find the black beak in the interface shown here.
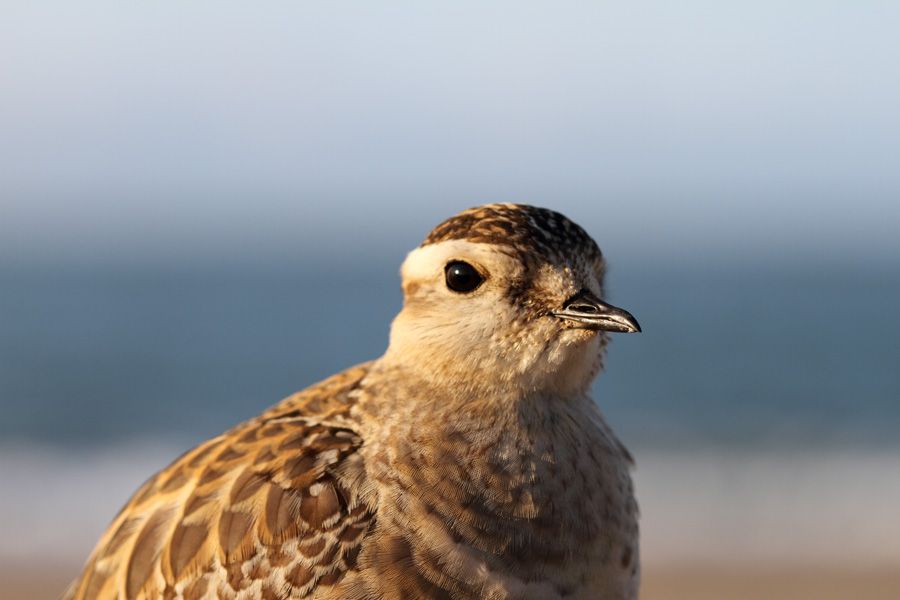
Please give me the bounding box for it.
[552,289,641,333]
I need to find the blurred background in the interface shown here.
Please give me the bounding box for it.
[2,2,899,598]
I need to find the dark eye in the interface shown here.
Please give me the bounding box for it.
[444,261,484,293]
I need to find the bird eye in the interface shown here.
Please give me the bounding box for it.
[444,261,484,293]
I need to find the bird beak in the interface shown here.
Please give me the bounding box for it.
[552,289,641,333]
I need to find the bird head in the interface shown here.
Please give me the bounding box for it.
[386,204,640,398]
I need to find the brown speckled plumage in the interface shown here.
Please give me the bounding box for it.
[423,204,602,267]
[66,203,641,599]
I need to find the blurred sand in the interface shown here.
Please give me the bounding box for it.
[642,566,900,600]
[3,564,78,600]
[9,564,900,600]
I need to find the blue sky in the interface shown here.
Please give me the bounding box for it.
[2,2,898,266]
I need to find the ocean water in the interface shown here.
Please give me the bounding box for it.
[2,261,898,450]
[2,260,899,569]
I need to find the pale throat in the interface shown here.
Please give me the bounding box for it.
[395,311,603,397]
[374,329,603,423]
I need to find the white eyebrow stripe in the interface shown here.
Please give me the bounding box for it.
[400,240,519,283]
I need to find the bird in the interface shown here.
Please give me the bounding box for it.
[65,203,642,600]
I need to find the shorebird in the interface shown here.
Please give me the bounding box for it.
[66,204,642,600]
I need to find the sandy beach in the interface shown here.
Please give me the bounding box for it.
[8,564,900,599]
[643,566,900,599]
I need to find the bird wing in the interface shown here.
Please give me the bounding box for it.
[66,363,376,600]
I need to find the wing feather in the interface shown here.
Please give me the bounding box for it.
[66,363,376,600]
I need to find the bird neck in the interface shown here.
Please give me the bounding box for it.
[377,340,599,401]
[356,357,613,471]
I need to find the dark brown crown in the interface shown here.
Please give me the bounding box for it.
[422,204,602,265]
